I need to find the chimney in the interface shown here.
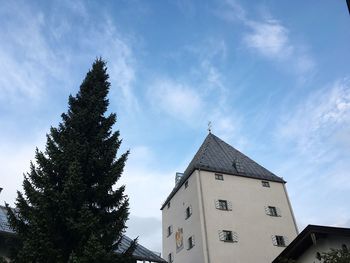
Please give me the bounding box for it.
[175,172,183,185]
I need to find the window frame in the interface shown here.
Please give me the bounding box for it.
[275,235,286,247]
[268,206,278,217]
[187,236,195,250]
[218,200,228,211]
[185,205,192,219]
[215,173,224,180]
[262,181,270,187]
[223,230,233,242]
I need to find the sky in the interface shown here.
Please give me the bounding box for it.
[0,0,350,253]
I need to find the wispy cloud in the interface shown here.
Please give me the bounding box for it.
[147,78,203,122]
[278,78,350,160]
[217,0,315,75]
[243,20,293,59]
[274,78,350,229]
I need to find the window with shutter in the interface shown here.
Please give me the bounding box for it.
[269,206,278,216]
[187,235,195,249]
[272,235,286,247]
[215,200,232,211]
[218,230,238,242]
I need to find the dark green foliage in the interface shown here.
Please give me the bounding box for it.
[316,244,350,263]
[6,59,134,262]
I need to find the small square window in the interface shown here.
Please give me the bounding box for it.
[223,230,233,241]
[168,252,173,262]
[187,236,195,249]
[219,230,238,242]
[262,181,270,187]
[167,202,171,209]
[185,206,192,219]
[215,173,224,180]
[185,181,189,188]
[167,225,173,237]
[268,206,278,217]
[275,235,286,247]
[218,200,228,210]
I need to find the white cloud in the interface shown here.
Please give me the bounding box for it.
[278,78,350,159]
[148,78,203,122]
[273,78,350,230]
[217,0,315,75]
[243,20,293,59]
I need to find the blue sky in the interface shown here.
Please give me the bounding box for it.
[1,0,349,253]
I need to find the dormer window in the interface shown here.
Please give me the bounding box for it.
[215,173,224,180]
[262,181,270,187]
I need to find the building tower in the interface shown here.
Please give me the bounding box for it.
[161,133,298,263]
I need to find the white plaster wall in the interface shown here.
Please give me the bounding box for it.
[296,236,350,263]
[162,171,206,263]
[199,170,298,263]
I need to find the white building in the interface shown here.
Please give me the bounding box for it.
[161,133,298,263]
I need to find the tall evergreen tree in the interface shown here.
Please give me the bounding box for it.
[6,59,134,263]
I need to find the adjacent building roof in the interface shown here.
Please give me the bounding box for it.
[272,224,350,262]
[0,205,166,263]
[161,133,285,210]
[116,235,166,263]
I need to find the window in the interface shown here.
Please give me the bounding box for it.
[218,200,228,210]
[272,235,287,247]
[187,236,195,250]
[269,206,277,216]
[185,205,192,219]
[167,225,173,237]
[262,181,270,187]
[167,202,170,209]
[215,199,232,211]
[168,252,173,262]
[215,173,224,180]
[219,230,238,242]
[265,206,281,217]
[184,181,188,188]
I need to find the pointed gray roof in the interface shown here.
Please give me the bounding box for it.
[161,133,285,210]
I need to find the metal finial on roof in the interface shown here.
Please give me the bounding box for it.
[208,121,212,133]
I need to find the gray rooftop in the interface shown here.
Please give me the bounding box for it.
[161,133,285,210]
[0,206,166,262]
[116,235,166,262]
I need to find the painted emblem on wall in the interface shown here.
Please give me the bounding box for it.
[175,227,183,251]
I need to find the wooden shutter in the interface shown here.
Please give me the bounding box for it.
[232,232,238,242]
[272,235,277,246]
[284,236,289,246]
[227,201,233,211]
[215,200,220,209]
[218,230,225,241]
[265,206,270,215]
[276,207,282,217]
